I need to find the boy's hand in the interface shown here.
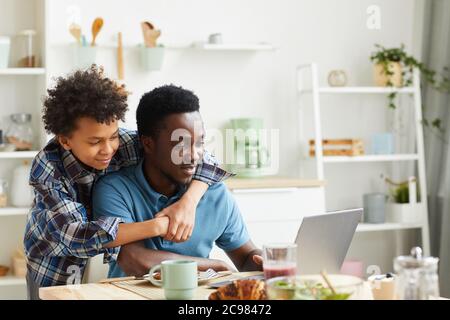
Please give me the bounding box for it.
[155,196,196,242]
[155,216,170,237]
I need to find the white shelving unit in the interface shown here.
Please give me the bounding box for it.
[0,0,48,299]
[300,87,415,94]
[0,68,46,75]
[323,154,419,163]
[0,276,26,287]
[51,42,276,52]
[357,222,422,233]
[297,63,430,254]
[192,42,276,51]
[0,151,39,159]
[0,207,30,217]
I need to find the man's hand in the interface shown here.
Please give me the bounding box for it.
[155,195,196,242]
[252,255,263,269]
[198,259,237,273]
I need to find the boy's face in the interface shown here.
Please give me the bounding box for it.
[58,117,120,170]
[144,111,205,186]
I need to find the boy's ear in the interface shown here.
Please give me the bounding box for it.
[58,135,72,151]
[140,135,155,154]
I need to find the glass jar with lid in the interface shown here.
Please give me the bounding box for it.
[394,247,440,300]
[17,29,38,67]
[6,113,34,151]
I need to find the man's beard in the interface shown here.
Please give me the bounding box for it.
[161,166,193,188]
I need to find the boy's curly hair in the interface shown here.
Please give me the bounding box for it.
[42,65,129,136]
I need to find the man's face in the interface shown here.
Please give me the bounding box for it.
[148,111,205,186]
[58,117,120,170]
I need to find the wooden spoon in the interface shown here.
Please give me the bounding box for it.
[141,21,160,47]
[148,29,161,47]
[69,23,82,44]
[143,21,154,30]
[117,32,124,80]
[141,22,152,47]
[91,17,104,46]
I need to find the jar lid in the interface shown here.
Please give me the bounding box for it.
[18,30,37,36]
[10,113,32,123]
[394,247,439,269]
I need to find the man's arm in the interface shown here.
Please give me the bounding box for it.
[117,241,235,276]
[226,240,263,272]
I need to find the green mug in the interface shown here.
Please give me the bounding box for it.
[148,260,198,300]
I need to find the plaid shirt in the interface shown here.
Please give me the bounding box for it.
[24,128,233,287]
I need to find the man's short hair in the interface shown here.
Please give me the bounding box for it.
[136,84,200,138]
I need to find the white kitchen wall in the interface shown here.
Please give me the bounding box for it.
[45,0,420,211]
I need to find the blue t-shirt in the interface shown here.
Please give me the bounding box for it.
[92,160,249,278]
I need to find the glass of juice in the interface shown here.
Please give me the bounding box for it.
[263,243,297,280]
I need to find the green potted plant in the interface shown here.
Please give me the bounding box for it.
[370,44,450,132]
[384,176,424,223]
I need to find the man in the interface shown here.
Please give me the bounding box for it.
[24,66,231,299]
[93,84,263,277]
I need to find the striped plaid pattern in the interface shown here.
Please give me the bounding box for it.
[24,128,233,287]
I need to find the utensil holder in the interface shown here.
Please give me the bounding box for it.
[363,193,387,224]
[140,46,164,71]
[73,44,97,69]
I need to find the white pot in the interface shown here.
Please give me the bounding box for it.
[385,202,424,224]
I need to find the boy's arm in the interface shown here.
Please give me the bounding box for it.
[120,130,234,243]
[92,178,170,249]
[27,180,122,260]
[104,217,168,248]
[156,151,235,243]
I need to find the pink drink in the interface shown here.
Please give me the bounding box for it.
[263,263,297,280]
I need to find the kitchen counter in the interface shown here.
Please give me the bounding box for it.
[224,177,325,190]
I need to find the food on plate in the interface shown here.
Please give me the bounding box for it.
[268,278,351,300]
[208,279,267,300]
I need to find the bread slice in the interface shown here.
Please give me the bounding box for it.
[209,279,266,300]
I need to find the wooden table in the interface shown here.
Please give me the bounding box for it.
[39,272,262,300]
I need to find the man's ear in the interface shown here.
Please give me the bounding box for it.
[140,135,155,154]
[58,135,72,151]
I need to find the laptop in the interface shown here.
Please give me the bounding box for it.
[295,208,362,274]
